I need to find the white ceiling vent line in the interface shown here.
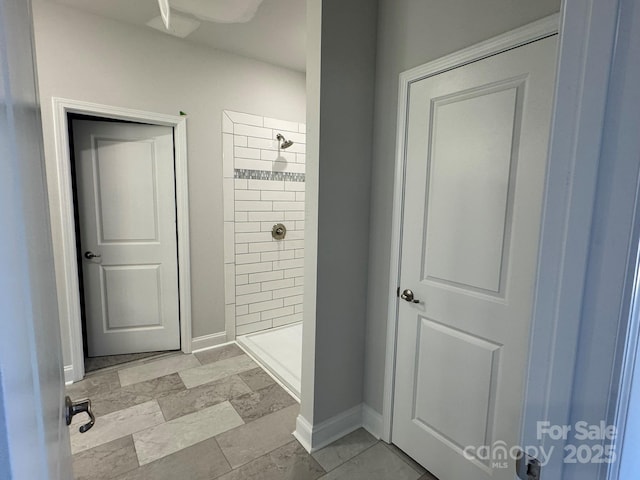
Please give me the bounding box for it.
[147,13,200,38]
[170,0,264,24]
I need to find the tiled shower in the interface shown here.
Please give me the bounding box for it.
[222,110,306,338]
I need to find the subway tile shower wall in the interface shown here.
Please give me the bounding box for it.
[222,111,306,337]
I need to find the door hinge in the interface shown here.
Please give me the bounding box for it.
[397,287,400,297]
[515,449,541,480]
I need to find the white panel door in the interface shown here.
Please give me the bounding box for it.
[73,120,180,356]
[0,0,72,476]
[392,36,558,479]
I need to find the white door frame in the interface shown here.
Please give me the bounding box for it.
[381,14,560,442]
[50,98,192,382]
[382,1,637,476]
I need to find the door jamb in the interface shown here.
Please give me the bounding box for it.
[51,98,192,383]
[381,15,560,441]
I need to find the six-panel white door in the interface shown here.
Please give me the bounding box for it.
[73,120,180,356]
[392,36,558,479]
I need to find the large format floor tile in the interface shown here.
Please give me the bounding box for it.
[72,436,138,480]
[178,354,257,388]
[118,354,200,387]
[318,443,423,480]
[68,342,439,480]
[70,400,164,454]
[216,403,299,468]
[91,373,185,417]
[133,400,244,465]
[194,343,244,365]
[229,382,297,422]
[115,437,231,480]
[216,440,325,480]
[312,428,378,472]
[238,366,276,391]
[66,371,121,399]
[158,374,252,421]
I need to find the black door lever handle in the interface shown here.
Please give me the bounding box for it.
[65,396,95,433]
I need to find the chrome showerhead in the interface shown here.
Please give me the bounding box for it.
[276,133,294,150]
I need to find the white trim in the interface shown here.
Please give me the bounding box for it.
[362,403,383,440]
[51,98,192,382]
[519,3,622,478]
[64,365,74,385]
[611,244,640,480]
[397,14,560,87]
[381,13,560,443]
[293,414,313,452]
[294,404,364,453]
[190,332,228,352]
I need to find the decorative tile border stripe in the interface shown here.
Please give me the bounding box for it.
[234,169,305,182]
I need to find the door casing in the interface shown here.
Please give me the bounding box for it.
[50,98,192,382]
[382,14,561,443]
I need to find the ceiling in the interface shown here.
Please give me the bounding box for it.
[50,0,306,72]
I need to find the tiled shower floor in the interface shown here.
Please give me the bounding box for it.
[67,344,436,480]
[237,322,302,398]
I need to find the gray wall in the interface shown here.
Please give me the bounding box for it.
[301,0,378,425]
[31,0,306,365]
[0,374,10,479]
[364,0,561,414]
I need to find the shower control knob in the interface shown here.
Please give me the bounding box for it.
[272,223,287,240]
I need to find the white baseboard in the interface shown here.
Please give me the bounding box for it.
[294,404,364,453]
[64,365,74,385]
[293,414,313,452]
[190,332,228,352]
[362,404,383,440]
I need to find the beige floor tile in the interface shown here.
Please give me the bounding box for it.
[118,354,200,387]
[115,437,231,480]
[194,344,244,365]
[66,371,120,399]
[133,400,244,465]
[238,367,276,391]
[216,403,299,468]
[70,400,164,454]
[91,373,185,417]
[318,443,423,480]
[216,440,324,480]
[229,382,297,422]
[178,354,257,389]
[158,374,251,421]
[312,428,377,472]
[72,436,138,480]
